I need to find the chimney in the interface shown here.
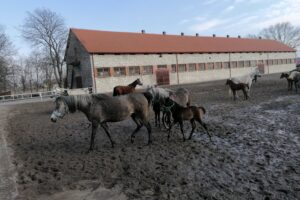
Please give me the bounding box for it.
[141,30,145,34]
[196,33,199,37]
[238,35,241,38]
[226,35,230,38]
[162,31,166,35]
[181,32,184,36]
[212,34,216,37]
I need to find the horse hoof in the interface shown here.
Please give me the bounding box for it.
[130,136,135,144]
[147,140,153,145]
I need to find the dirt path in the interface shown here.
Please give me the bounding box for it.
[4,73,300,200]
[0,106,18,200]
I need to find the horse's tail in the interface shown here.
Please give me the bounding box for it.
[143,92,153,106]
[113,87,118,96]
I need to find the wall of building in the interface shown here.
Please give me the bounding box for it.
[92,52,296,93]
[65,32,93,88]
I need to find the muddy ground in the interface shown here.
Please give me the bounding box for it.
[4,73,300,200]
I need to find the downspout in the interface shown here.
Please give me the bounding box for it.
[175,54,179,84]
[229,52,232,78]
[267,52,269,74]
[90,54,97,93]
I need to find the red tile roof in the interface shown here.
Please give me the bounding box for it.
[71,28,296,54]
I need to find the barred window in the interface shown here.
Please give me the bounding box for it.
[267,60,273,65]
[97,67,110,77]
[143,66,153,74]
[238,61,244,68]
[171,64,177,73]
[199,63,205,70]
[129,66,140,75]
[273,59,278,65]
[178,64,186,72]
[223,62,229,69]
[278,59,282,65]
[244,61,251,67]
[207,63,214,70]
[215,62,222,69]
[282,59,287,64]
[231,61,237,68]
[188,63,196,71]
[114,67,126,76]
[250,60,257,66]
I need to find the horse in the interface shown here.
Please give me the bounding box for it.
[226,79,249,101]
[164,98,211,142]
[113,78,143,96]
[147,86,174,127]
[147,86,191,127]
[231,67,261,94]
[288,71,300,91]
[280,73,294,90]
[50,92,153,151]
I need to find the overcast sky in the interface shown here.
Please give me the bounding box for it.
[1,0,300,56]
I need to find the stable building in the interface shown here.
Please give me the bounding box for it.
[64,28,296,93]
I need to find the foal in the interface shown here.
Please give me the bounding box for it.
[113,78,143,96]
[165,98,211,142]
[280,73,294,90]
[226,79,249,101]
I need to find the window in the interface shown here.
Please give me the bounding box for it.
[250,60,257,66]
[223,62,229,69]
[231,61,237,68]
[188,63,196,71]
[282,59,287,64]
[215,62,222,69]
[129,66,140,75]
[114,67,126,76]
[278,59,282,65]
[207,63,214,70]
[238,61,244,68]
[97,67,110,77]
[273,59,278,65]
[244,61,251,67]
[171,64,177,73]
[157,65,167,69]
[143,66,153,74]
[267,60,273,65]
[199,63,205,70]
[178,64,186,72]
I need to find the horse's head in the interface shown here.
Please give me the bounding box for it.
[225,79,231,85]
[50,96,69,122]
[280,73,288,79]
[136,78,143,86]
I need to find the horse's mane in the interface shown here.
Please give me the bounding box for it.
[60,95,93,113]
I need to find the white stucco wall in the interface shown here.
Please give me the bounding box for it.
[92,52,296,93]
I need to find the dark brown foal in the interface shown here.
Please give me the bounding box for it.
[226,79,249,101]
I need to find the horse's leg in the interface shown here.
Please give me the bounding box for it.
[196,119,212,142]
[168,121,176,141]
[233,90,237,101]
[89,122,98,151]
[144,121,152,145]
[130,116,142,144]
[100,123,115,148]
[188,119,196,140]
[242,88,248,100]
[179,121,185,142]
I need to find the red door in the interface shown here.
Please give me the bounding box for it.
[156,69,170,85]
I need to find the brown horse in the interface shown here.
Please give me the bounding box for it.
[226,79,249,101]
[50,92,153,151]
[113,78,143,96]
[165,98,211,142]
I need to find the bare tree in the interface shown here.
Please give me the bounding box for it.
[0,26,14,92]
[21,8,67,87]
[247,22,300,49]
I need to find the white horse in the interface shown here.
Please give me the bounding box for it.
[231,67,261,95]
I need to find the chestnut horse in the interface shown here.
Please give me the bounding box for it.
[113,78,143,96]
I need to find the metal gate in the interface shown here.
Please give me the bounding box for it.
[156,69,170,85]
